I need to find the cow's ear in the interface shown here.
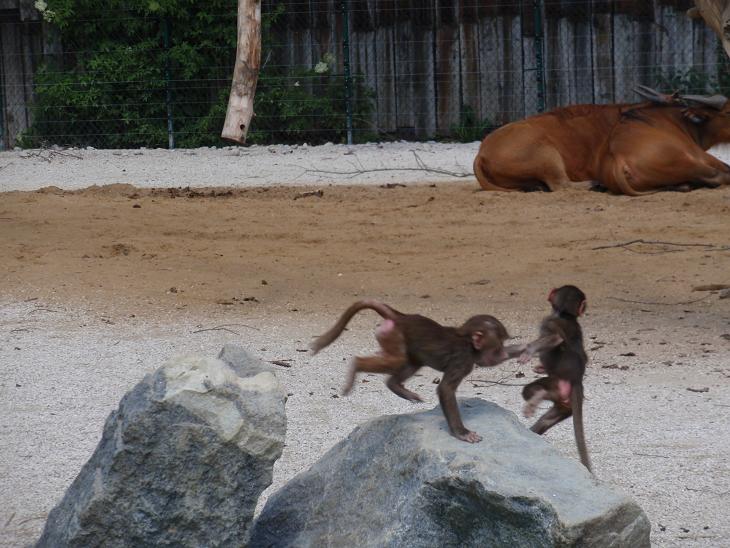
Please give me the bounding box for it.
[682,108,708,124]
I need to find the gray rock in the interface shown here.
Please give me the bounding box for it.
[250,398,649,548]
[218,343,274,378]
[36,345,286,548]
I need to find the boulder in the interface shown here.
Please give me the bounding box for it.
[36,344,286,548]
[250,398,649,548]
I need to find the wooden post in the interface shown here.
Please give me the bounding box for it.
[221,0,262,144]
[688,1,730,59]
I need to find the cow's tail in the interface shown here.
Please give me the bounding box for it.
[609,155,659,197]
[473,153,515,192]
[310,300,398,355]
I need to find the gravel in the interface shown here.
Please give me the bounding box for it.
[1,299,729,547]
[0,142,482,192]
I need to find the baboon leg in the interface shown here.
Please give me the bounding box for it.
[386,363,423,402]
[530,405,572,435]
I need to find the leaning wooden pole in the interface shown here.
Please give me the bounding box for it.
[221,0,262,144]
[688,1,730,59]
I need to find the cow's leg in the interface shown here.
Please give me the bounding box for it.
[538,149,594,191]
[623,147,730,193]
[542,177,595,192]
[650,153,730,191]
[694,152,730,186]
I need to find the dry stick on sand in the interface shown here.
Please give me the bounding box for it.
[293,189,324,200]
[269,360,293,368]
[693,284,730,291]
[608,296,711,306]
[300,151,472,179]
[192,323,260,335]
[469,371,525,388]
[592,239,722,250]
[29,307,57,314]
[22,148,82,162]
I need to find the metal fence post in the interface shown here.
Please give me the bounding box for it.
[163,17,175,149]
[341,0,354,145]
[533,0,545,113]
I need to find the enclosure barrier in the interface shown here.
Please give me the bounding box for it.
[0,0,723,149]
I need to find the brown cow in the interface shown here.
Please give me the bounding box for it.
[473,86,730,195]
[597,91,730,195]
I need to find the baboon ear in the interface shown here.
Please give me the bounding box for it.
[471,331,485,350]
[548,288,557,303]
[578,299,587,316]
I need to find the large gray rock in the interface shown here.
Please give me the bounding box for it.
[250,398,649,548]
[36,344,286,548]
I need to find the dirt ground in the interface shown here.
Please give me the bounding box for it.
[1,181,730,546]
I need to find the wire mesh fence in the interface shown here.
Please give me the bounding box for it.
[0,0,725,150]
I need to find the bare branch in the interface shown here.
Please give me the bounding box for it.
[592,239,721,250]
[192,322,260,335]
[293,189,324,200]
[192,326,240,335]
[608,296,710,306]
[299,150,472,179]
[692,284,730,291]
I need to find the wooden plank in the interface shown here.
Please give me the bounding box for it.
[477,15,501,123]
[502,15,523,122]
[410,0,436,137]
[572,13,594,104]
[592,12,615,103]
[693,11,720,85]
[311,0,335,63]
[284,0,312,85]
[0,22,30,147]
[520,0,538,117]
[521,33,538,117]
[635,7,654,95]
[434,3,460,134]
[612,14,639,102]
[1,23,26,145]
[544,14,573,108]
[375,0,396,133]
[393,7,415,136]
[668,3,694,75]
[458,0,481,122]
[350,0,377,132]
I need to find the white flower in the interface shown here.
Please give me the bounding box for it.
[293,81,300,87]
[314,61,329,74]
[34,0,47,12]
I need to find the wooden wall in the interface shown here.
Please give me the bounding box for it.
[0,0,45,149]
[264,0,718,139]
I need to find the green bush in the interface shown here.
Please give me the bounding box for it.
[652,48,730,97]
[449,106,497,143]
[21,0,373,148]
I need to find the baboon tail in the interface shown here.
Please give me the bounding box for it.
[571,383,592,472]
[310,300,398,355]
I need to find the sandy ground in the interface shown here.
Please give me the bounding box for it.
[1,144,730,547]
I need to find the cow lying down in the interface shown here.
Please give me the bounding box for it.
[474,85,730,196]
